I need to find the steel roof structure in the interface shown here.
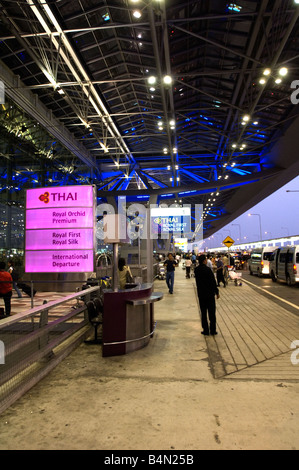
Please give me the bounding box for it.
[1,0,299,238]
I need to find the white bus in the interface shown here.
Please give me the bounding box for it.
[270,246,299,286]
[248,247,275,277]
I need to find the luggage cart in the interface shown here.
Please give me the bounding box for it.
[228,267,243,286]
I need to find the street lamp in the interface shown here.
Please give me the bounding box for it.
[223,229,231,237]
[248,213,262,241]
[231,223,241,241]
[281,226,289,236]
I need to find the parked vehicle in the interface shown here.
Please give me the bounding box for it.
[270,245,299,286]
[248,247,275,277]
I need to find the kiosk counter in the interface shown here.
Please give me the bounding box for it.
[102,284,163,357]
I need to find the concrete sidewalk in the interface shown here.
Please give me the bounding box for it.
[0,266,299,450]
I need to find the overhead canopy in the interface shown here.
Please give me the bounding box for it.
[0,0,299,237]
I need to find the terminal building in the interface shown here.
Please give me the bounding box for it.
[0,0,299,451]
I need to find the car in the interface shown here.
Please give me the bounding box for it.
[248,247,275,277]
[270,245,299,286]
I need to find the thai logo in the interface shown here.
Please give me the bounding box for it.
[39,191,50,204]
[154,217,162,224]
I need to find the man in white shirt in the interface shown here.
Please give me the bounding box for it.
[206,255,213,271]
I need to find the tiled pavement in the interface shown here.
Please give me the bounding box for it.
[202,278,299,381]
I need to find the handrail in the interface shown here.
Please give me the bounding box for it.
[103,321,158,347]
[0,286,100,329]
[0,285,101,414]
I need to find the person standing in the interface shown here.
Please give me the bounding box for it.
[195,254,220,336]
[206,254,213,272]
[7,261,22,298]
[118,257,133,290]
[164,253,177,294]
[0,261,13,317]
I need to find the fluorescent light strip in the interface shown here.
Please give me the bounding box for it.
[27,0,133,160]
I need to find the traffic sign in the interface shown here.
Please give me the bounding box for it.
[223,236,235,248]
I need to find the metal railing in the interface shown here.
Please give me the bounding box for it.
[0,285,100,414]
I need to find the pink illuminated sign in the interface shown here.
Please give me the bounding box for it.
[25,185,95,273]
[25,228,94,251]
[25,250,94,273]
[26,207,94,230]
[26,185,94,209]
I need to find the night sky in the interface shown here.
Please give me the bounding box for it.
[209,175,299,247]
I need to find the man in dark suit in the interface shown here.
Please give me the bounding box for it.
[194,254,220,336]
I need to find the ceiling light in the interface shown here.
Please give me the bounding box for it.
[279,67,288,77]
[163,75,173,85]
[133,10,142,19]
[242,114,250,122]
[259,78,266,85]
[148,76,157,85]
[263,68,271,76]
[227,3,242,12]
[275,78,282,84]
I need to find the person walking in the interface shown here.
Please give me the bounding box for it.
[7,261,22,298]
[0,261,13,317]
[216,255,226,287]
[164,253,177,294]
[194,254,220,336]
[185,256,192,279]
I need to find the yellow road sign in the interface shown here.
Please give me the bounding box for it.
[223,236,235,248]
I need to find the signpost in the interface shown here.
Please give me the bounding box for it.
[222,236,235,248]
